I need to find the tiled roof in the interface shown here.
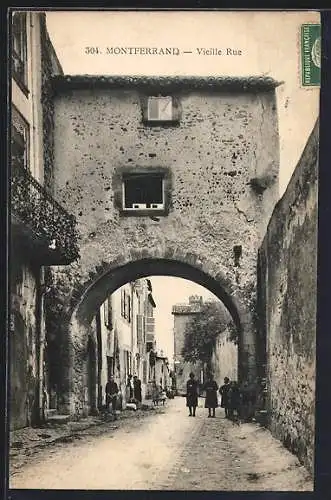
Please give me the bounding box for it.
[172,304,202,314]
[51,74,282,92]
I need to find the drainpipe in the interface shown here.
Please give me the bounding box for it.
[32,13,46,424]
[35,265,46,424]
[131,284,134,374]
[95,310,102,410]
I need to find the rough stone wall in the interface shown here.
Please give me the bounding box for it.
[10,257,40,430]
[53,87,278,262]
[50,80,279,413]
[258,120,318,474]
[211,327,238,386]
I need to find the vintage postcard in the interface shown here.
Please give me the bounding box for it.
[8,9,320,492]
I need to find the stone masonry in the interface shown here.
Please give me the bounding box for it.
[258,119,318,474]
[48,75,280,415]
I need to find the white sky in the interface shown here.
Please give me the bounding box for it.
[44,10,320,361]
[148,277,217,362]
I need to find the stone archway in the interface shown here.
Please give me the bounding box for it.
[54,248,256,416]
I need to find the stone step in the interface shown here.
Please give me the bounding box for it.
[45,409,58,418]
[46,414,71,424]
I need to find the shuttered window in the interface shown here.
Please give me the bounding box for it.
[12,12,28,90]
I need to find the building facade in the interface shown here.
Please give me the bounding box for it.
[153,354,171,393]
[172,296,204,395]
[85,277,158,414]
[10,11,79,429]
[47,73,280,415]
[172,295,237,394]
[211,326,238,387]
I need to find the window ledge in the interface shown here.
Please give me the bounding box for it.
[113,165,172,216]
[119,209,168,217]
[142,119,180,128]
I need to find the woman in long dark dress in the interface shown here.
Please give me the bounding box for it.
[204,374,218,418]
[133,375,142,404]
[219,376,231,418]
[186,372,199,416]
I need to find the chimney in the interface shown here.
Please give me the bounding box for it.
[189,295,203,306]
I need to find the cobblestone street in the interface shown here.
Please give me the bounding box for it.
[9,398,313,491]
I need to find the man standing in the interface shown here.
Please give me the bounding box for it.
[219,377,231,419]
[133,375,142,405]
[126,374,134,400]
[186,372,199,417]
[105,375,119,420]
[203,373,218,418]
[240,380,251,422]
[228,381,241,422]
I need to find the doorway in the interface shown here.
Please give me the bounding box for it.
[87,337,97,414]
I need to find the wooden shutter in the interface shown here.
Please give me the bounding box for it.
[147,97,160,120]
[136,314,143,343]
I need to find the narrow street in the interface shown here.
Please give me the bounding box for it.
[10,398,313,491]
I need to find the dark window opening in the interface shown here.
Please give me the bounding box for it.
[121,289,132,322]
[107,356,114,378]
[233,245,242,267]
[12,12,28,89]
[11,107,29,172]
[142,360,147,384]
[104,295,113,329]
[123,174,164,210]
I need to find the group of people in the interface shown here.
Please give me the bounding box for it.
[151,382,167,406]
[126,374,143,404]
[106,371,257,422]
[105,374,142,420]
[186,372,257,422]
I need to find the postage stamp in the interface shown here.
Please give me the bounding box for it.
[301,23,321,86]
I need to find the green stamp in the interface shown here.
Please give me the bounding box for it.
[301,24,321,86]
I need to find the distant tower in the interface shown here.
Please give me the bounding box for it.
[172,295,203,395]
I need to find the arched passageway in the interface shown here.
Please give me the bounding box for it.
[58,257,256,416]
[76,259,243,327]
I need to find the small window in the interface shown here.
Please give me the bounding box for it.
[142,360,147,384]
[107,356,114,378]
[121,289,125,318]
[11,106,29,172]
[127,294,131,323]
[104,296,113,329]
[147,96,173,122]
[121,289,131,322]
[122,173,164,211]
[12,12,28,90]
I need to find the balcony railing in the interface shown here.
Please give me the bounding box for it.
[11,163,80,265]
